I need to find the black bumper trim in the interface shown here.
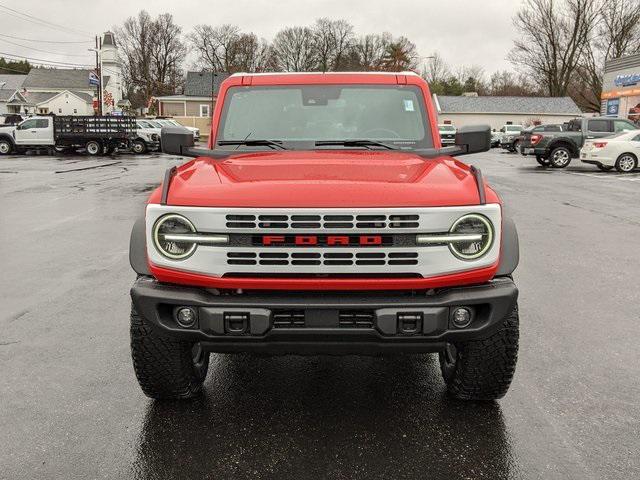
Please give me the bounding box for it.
[130,277,518,354]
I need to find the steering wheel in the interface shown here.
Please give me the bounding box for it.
[361,128,401,139]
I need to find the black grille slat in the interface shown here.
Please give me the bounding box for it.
[339,311,374,328]
[259,252,288,259]
[226,251,418,267]
[227,259,257,265]
[225,213,421,229]
[273,311,305,328]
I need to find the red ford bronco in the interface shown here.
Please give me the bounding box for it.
[129,72,520,401]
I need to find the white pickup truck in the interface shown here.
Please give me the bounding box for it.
[0,115,137,156]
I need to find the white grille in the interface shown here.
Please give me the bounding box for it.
[146,205,503,278]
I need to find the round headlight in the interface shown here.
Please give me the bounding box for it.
[449,214,494,260]
[153,214,197,260]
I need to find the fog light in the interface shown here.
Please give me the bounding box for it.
[452,307,472,328]
[176,307,197,328]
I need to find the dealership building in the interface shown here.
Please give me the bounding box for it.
[601,52,640,122]
[437,95,582,129]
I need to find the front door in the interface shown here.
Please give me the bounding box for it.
[14,118,53,145]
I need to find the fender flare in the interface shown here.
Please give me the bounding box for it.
[0,133,15,145]
[497,212,519,276]
[129,215,151,275]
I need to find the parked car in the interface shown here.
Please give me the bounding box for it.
[154,118,200,141]
[519,124,565,165]
[128,71,521,402]
[438,124,456,145]
[580,129,640,173]
[519,117,637,168]
[499,125,524,152]
[0,115,136,156]
[132,119,161,154]
[491,130,502,148]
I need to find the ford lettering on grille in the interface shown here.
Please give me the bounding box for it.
[256,234,389,247]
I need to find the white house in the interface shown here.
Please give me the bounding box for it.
[0,74,27,114]
[13,31,127,116]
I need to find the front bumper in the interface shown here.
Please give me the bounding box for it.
[131,276,518,355]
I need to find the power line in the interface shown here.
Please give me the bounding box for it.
[0,38,93,58]
[0,4,93,39]
[0,33,92,44]
[0,51,92,68]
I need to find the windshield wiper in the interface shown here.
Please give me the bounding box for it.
[315,139,398,150]
[217,139,287,150]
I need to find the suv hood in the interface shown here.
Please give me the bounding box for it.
[159,150,495,208]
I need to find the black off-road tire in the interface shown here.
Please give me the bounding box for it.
[130,304,209,400]
[439,305,519,401]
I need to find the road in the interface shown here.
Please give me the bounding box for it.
[1,149,639,479]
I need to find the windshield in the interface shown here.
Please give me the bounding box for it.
[216,85,432,150]
[506,126,522,133]
[147,120,162,128]
[439,125,455,131]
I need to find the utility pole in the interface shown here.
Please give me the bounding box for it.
[210,70,215,117]
[95,36,102,115]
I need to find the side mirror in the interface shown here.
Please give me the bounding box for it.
[454,125,491,155]
[161,126,194,155]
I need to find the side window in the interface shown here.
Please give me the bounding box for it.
[545,125,561,131]
[588,119,611,132]
[20,119,37,129]
[533,126,543,132]
[632,134,640,142]
[200,104,210,117]
[614,120,636,132]
[35,119,49,128]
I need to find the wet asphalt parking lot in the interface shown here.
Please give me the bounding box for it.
[1,148,639,480]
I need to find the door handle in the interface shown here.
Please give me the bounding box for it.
[31,130,37,133]
[586,136,595,139]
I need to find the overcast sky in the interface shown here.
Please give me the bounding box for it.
[0,0,525,75]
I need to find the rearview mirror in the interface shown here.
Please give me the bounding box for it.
[454,125,491,155]
[161,126,194,155]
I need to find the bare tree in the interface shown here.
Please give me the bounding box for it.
[312,18,355,71]
[423,52,450,84]
[232,33,276,72]
[349,33,391,70]
[509,0,600,96]
[488,70,543,96]
[272,26,317,71]
[577,0,640,111]
[188,24,241,72]
[116,10,185,109]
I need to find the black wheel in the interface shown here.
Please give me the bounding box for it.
[536,155,550,167]
[512,140,520,154]
[85,140,101,156]
[439,305,519,401]
[132,139,147,154]
[549,146,572,168]
[0,138,13,155]
[615,153,637,173]
[596,164,613,172]
[130,303,209,400]
[104,145,116,155]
